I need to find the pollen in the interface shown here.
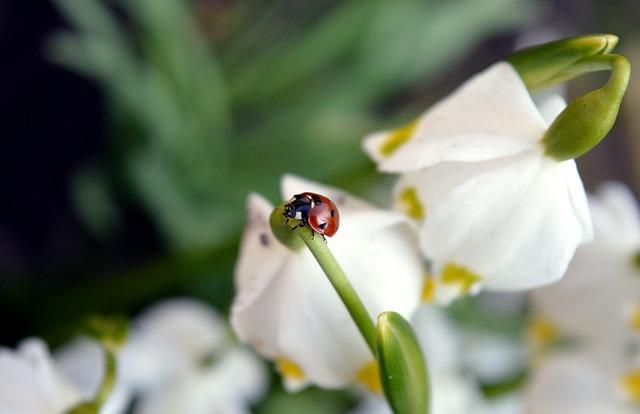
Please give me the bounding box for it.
[379,120,418,157]
[397,187,425,220]
[356,360,383,395]
[440,262,481,294]
[620,370,640,403]
[421,276,436,303]
[275,357,305,380]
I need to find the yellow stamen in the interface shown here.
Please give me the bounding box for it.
[397,187,425,220]
[527,316,559,348]
[421,276,436,303]
[356,360,383,394]
[630,304,640,332]
[621,370,640,403]
[275,357,305,380]
[379,121,418,157]
[440,262,481,294]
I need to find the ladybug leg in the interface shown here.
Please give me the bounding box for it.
[321,234,327,243]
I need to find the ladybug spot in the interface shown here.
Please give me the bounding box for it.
[330,210,336,217]
[259,233,270,247]
[319,222,327,229]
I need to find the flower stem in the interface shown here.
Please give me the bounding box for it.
[94,347,117,406]
[294,226,378,355]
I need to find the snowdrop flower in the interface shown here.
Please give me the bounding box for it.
[530,183,640,403]
[530,183,640,350]
[363,61,592,303]
[122,298,268,413]
[52,298,268,414]
[0,338,83,414]
[135,348,266,414]
[524,351,638,414]
[55,338,130,414]
[231,175,424,392]
[121,298,228,392]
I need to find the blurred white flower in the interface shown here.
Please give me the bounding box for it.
[529,182,640,407]
[363,61,592,303]
[54,298,268,414]
[135,348,266,414]
[121,298,228,392]
[0,338,82,414]
[460,330,527,384]
[55,338,130,414]
[524,351,638,414]
[530,183,640,349]
[231,174,424,392]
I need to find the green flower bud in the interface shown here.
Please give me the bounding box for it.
[508,34,618,90]
[543,53,630,160]
[376,311,430,414]
[66,402,99,414]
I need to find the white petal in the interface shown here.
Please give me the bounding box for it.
[54,338,131,414]
[525,352,632,414]
[362,130,394,164]
[123,298,227,391]
[234,193,289,292]
[377,62,546,172]
[280,174,375,212]
[419,153,590,291]
[410,305,461,375]
[232,199,423,389]
[532,91,566,126]
[460,331,527,383]
[135,347,267,414]
[0,338,82,414]
[590,182,640,248]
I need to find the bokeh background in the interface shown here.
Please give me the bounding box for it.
[1,0,640,410]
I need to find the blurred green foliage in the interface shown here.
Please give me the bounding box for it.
[49,0,535,252]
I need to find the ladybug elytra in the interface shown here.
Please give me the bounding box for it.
[284,192,340,237]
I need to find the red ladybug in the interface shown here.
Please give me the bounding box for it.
[284,192,340,237]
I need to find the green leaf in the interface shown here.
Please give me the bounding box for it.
[376,311,430,414]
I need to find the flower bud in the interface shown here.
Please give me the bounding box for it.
[376,311,430,414]
[542,54,630,160]
[508,34,617,90]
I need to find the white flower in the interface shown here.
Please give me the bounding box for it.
[529,182,640,405]
[363,62,592,303]
[231,174,424,392]
[55,338,130,414]
[121,298,228,392]
[123,299,268,413]
[524,351,637,414]
[53,298,268,414]
[0,338,82,414]
[135,348,266,414]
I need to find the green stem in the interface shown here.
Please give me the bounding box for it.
[94,347,117,406]
[294,226,378,355]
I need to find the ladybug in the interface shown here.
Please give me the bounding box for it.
[284,192,340,237]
